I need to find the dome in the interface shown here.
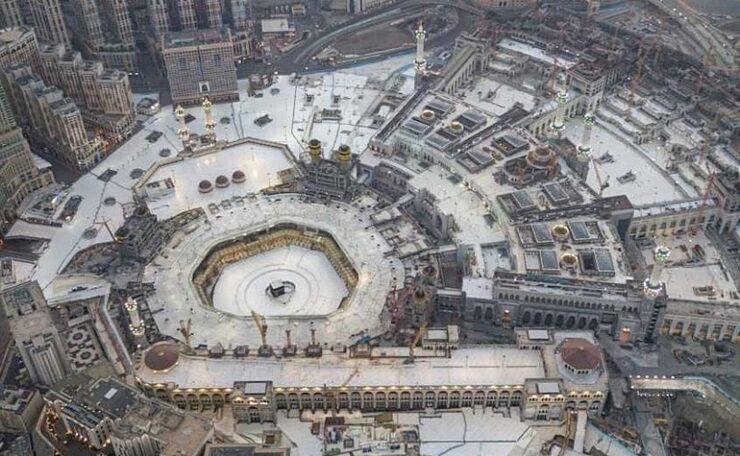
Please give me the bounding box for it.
[144,341,180,372]
[559,338,602,371]
[232,170,246,183]
[198,180,213,193]
[215,175,230,188]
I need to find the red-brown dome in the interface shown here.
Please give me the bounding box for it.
[232,170,246,183]
[215,175,229,187]
[144,341,180,372]
[198,180,212,193]
[559,338,602,371]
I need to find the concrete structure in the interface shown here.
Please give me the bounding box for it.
[454,272,659,343]
[660,299,739,341]
[438,34,490,95]
[0,83,54,231]
[0,282,71,386]
[28,0,70,47]
[45,375,214,454]
[162,28,238,106]
[137,331,607,423]
[301,142,360,199]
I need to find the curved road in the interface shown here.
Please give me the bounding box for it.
[276,0,482,72]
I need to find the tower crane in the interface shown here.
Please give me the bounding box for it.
[694,47,716,97]
[178,318,193,351]
[251,310,272,356]
[405,323,427,364]
[691,171,717,236]
[628,40,648,106]
[591,155,610,198]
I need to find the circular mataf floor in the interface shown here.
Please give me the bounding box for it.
[211,245,349,317]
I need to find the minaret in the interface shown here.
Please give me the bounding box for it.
[308,138,322,165]
[175,105,190,148]
[124,297,147,348]
[578,113,595,155]
[414,21,427,88]
[203,97,216,143]
[643,245,671,297]
[337,144,352,170]
[550,72,568,137]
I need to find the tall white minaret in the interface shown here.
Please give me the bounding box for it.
[124,297,147,348]
[203,97,216,143]
[578,112,595,155]
[175,105,190,148]
[550,72,568,137]
[643,245,671,297]
[414,21,427,88]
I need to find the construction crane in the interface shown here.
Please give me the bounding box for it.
[546,56,561,93]
[694,49,715,97]
[250,310,271,356]
[628,40,648,106]
[691,171,717,236]
[591,155,610,198]
[178,318,193,351]
[405,323,427,364]
[581,0,598,31]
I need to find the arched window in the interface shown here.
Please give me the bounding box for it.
[412,392,423,409]
[450,391,461,408]
[363,392,374,410]
[425,391,436,408]
[438,391,448,409]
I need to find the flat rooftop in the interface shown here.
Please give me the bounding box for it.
[562,118,689,205]
[163,27,231,48]
[409,164,505,246]
[498,38,576,69]
[136,346,544,389]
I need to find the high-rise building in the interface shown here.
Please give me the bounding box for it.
[73,0,105,49]
[229,0,249,30]
[203,0,223,28]
[38,43,135,137]
[104,0,135,46]
[0,0,24,28]
[70,0,137,71]
[175,0,198,31]
[0,83,55,230]
[28,0,71,48]
[3,65,105,170]
[0,282,71,386]
[147,0,170,36]
[162,28,238,106]
[0,27,41,74]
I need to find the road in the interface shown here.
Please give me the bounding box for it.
[646,0,735,68]
[274,0,482,73]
